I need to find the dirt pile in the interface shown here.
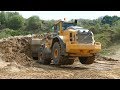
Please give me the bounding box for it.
[0,36,36,67]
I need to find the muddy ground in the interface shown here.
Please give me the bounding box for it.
[0,36,120,79]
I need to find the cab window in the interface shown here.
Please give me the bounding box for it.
[62,22,74,30]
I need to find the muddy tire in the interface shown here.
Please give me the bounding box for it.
[66,59,74,65]
[62,59,74,65]
[32,53,38,60]
[79,55,95,64]
[38,48,51,65]
[52,42,64,65]
[52,42,75,65]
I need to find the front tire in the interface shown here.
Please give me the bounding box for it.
[52,42,75,65]
[52,42,63,65]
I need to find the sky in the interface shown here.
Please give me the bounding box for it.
[5,11,120,20]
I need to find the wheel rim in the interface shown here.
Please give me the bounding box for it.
[54,49,58,58]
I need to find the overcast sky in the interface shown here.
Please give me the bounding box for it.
[5,11,120,20]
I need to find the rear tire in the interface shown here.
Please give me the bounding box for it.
[79,55,95,64]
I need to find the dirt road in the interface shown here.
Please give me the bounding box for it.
[0,36,120,79]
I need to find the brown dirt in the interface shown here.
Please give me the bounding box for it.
[0,36,120,79]
[0,36,34,66]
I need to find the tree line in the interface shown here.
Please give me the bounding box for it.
[0,11,120,34]
[0,11,55,33]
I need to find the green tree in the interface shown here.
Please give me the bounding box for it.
[101,15,113,25]
[112,20,120,26]
[26,16,41,32]
[40,20,55,32]
[89,23,101,34]
[112,16,120,24]
[112,20,120,40]
[0,11,21,29]
[102,24,110,30]
[0,11,7,29]
[101,15,120,26]
[7,15,25,30]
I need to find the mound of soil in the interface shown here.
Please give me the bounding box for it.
[0,36,35,67]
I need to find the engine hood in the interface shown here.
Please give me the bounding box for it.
[67,26,93,34]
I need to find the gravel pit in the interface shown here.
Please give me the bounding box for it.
[0,36,119,79]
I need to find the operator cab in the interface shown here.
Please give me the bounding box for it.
[62,22,75,30]
[52,19,94,44]
[51,20,77,33]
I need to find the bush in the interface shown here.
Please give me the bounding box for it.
[0,28,31,39]
[0,31,11,39]
[94,33,112,48]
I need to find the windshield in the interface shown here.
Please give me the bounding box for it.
[62,22,74,30]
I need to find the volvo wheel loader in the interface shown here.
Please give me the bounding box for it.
[30,19,101,65]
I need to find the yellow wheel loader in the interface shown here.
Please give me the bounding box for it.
[31,19,101,65]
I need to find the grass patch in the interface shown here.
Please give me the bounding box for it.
[99,42,120,56]
[0,31,11,39]
[100,49,112,56]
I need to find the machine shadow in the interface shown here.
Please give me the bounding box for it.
[33,61,89,70]
[58,66,89,70]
